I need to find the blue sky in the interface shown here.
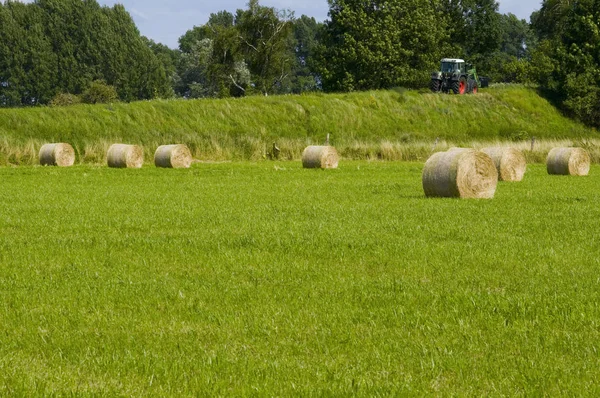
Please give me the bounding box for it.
[20,0,544,48]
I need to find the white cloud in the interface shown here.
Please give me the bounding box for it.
[129,7,149,21]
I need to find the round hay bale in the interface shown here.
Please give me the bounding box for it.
[302,146,339,169]
[107,144,144,168]
[547,147,590,176]
[39,143,75,167]
[422,148,498,199]
[481,147,527,182]
[154,144,192,169]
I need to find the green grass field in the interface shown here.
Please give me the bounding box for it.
[1,162,599,395]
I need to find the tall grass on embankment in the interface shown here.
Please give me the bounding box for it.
[0,84,597,165]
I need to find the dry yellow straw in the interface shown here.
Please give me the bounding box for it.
[154,144,192,168]
[481,147,527,181]
[39,143,75,167]
[107,144,144,168]
[302,146,339,169]
[422,148,498,198]
[547,147,590,176]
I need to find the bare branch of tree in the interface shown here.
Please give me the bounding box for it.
[239,36,259,53]
[229,74,246,92]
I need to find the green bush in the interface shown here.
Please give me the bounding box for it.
[81,80,119,104]
[49,93,82,107]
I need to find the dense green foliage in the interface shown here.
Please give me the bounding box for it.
[1,163,600,394]
[176,10,253,98]
[0,0,172,106]
[0,85,595,166]
[175,2,318,98]
[483,13,537,83]
[80,80,118,104]
[236,1,295,95]
[148,0,600,129]
[454,0,502,59]
[48,92,81,107]
[441,0,503,71]
[0,0,536,102]
[288,15,323,93]
[172,0,531,95]
[316,0,449,90]
[315,0,530,90]
[144,37,180,95]
[1,0,599,129]
[529,0,600,127]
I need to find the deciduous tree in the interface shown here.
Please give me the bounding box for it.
[530,0,600,127]
[317,0,450,91]
[0,0,172,107]
[235,0,295,95]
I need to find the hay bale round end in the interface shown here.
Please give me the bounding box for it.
[547,147,590,176]
[39,143,75,167]
[481,147,527,182]
[422,148,498,199]
[302,146,339,169]
[107,144,144,168]
[154,144,192,169]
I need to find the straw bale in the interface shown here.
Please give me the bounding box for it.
[154,144,192,168]
[547,147,590,176]
[302,146,339,169]
[422,148,498,199]
[481,147,527,181]
[107,144,143,168]
[39,143,75,167]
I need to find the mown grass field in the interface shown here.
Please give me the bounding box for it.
[1,162,599,395]
[1,85,598,165]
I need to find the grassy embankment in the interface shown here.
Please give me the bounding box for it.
[0,84,598,165]
[1,162,600,394]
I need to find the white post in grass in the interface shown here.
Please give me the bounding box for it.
[431,137,440,152]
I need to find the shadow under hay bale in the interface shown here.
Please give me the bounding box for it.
[547,147,590,176]
[154,144,192,169]
[302,146,339,169]
[422,148,498,199]
[39,143,75,167]
[481,147,527,182]
[107,144,144,168]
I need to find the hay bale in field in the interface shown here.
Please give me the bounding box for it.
[547,147,590,176]
[302,146,339,169]
[154,144,192,169]
[481,147,527,182]
[422,148,498,199]
[107,144,144,168]
[39,143,75,167]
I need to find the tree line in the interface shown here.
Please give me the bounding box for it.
[0,0,598,128]
[0,0,172,106]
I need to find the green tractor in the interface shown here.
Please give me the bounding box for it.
[430,58,488,94]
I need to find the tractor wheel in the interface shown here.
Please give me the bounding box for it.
[467,78,477,94]
[430,79,441,93]
[452,77,467,95]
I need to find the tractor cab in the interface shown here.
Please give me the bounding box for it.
[441,58,465,76]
